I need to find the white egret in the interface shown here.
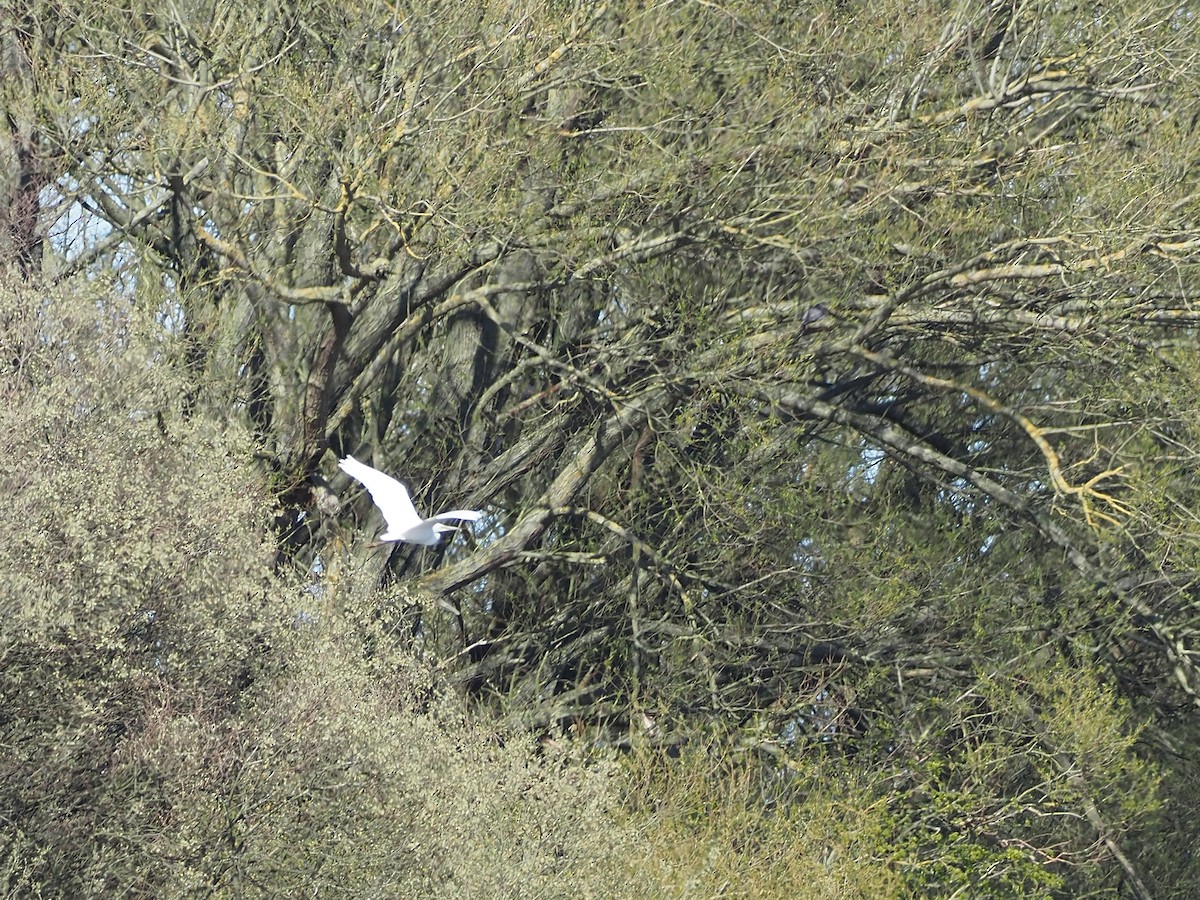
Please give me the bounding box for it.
[338,455,483,546]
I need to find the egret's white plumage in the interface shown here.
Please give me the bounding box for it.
[339,455,483,546]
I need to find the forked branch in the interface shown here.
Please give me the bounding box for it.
[854,347,1131,529]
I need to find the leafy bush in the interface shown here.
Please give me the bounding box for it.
[0,277,639,897]
[621,740,901,899]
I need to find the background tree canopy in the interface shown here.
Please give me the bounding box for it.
[5,0,1200,896]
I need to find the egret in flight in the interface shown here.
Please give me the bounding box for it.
[338,455,483,546]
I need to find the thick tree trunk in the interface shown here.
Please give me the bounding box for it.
[0,19,45,276]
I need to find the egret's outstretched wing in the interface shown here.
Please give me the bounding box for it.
[427,509,484,523]
[338,456,420,533]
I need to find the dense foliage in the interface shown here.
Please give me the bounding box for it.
[5,1,1200,895]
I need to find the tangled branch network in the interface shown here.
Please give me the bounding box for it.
[339,455,483,546]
